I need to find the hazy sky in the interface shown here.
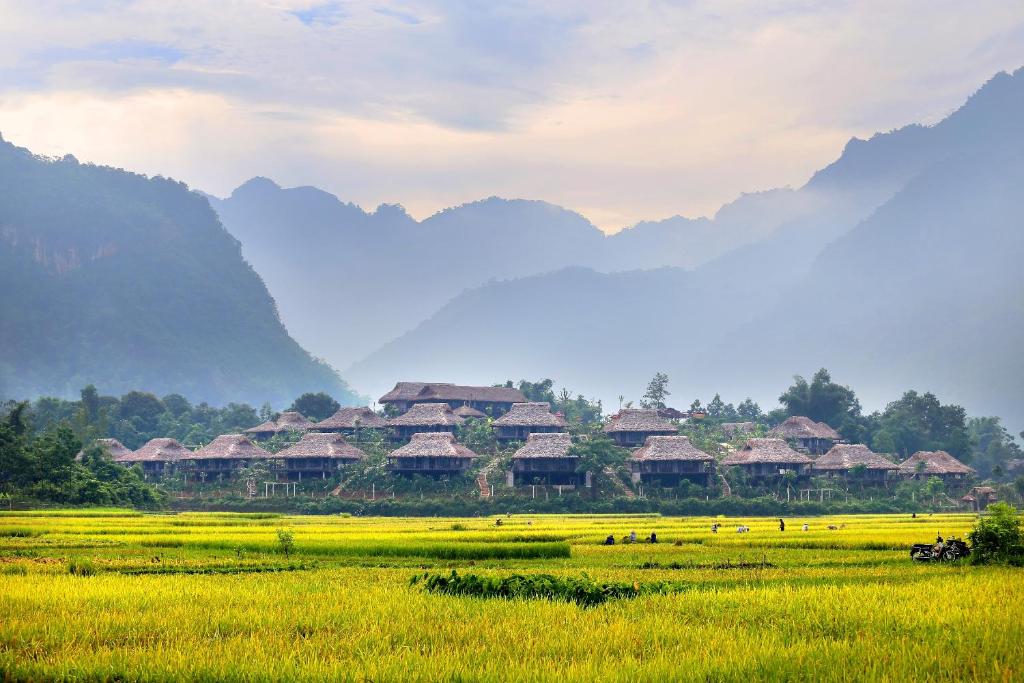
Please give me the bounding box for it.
[1,2,1023,231]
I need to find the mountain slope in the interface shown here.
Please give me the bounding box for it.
[0,137,358,407]
[344,68,1024,429]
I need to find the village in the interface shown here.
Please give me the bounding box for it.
[91,381,995,510]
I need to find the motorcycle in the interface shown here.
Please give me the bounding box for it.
[910,538,970,562]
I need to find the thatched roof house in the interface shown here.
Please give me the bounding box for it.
[493,402,567,441]
[509,433,581,486]
[722,438,813,479]
[117,438,191,478]
[768,416,841,454]
[898,450,975,482]
[313,406,387,433]
[379,382,526,415]
[387,402,465,440]
[454,405,487,419]
[245,411,313,439]
[190,434,272,475]
[275,432,365,480]
[387,432,477,476]
[630,435,715,486]
[602,409,677,447]
[77,438,133,463]
[811,444,898,480]
[276,432,365,461]
[720,422,756,438]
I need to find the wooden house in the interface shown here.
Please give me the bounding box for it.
[961,486,998,511]
[378,382,526,416]
[313,406,387,435]
[188,434,273,479]
[275,432,365,481]
[492,402,567,443]
[76,438,133,463]
[244,411,313,440]
[387,432,476,477]
[769,416,841,455]
[508,432,583,486]
[722,438,813,482]
[720,422,756,438]
[629,436,715,486]
[118,438,192,479]
[898,450,975,485]
[387,403,464,441]
[602,409,676,447]
[811,444,898,483]
[453,405,487,420]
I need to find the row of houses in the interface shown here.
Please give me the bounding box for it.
[88,381,977,491]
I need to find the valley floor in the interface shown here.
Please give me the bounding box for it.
[0,511,1020,681]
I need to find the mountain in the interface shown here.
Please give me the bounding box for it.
[209,176,829,368]
[344,68,1024,429]
[0,137,359,407]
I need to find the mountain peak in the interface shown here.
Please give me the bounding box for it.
[230,176,281,199]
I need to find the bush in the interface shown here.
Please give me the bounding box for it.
[276,528,295,557]
[968,502,1023,565]
[68,558,97,576]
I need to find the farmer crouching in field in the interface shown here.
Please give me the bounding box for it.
[604,534,615,545]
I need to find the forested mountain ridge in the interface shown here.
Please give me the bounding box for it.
[343,68,1024,431]
[0,136,359,407]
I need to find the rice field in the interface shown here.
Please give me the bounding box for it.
[1,510,1021,681]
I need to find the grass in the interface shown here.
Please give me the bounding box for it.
[0,510,1020,681]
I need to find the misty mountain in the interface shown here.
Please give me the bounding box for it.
[344,68,1024,429]
[210,174,828,368]
[0,137,359,407]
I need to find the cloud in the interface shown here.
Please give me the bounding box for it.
[0,1,1023,229]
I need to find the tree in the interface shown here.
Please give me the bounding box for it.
[640,373,670,410]
[568,435,628,499]
[289,393,340,422]
[968,502,1023,564]
[161,394,192,418]
[737,398,763,421]
[515,379,556,404]
[968,417,1022,478]
[118,391,166,434]
[778,369,861,435]
[871,391,970,460]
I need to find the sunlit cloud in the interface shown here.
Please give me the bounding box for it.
[1,1,1022,230]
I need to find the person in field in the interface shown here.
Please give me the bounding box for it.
[802,523,809,532]
[648,532,658,543]
[630,530,637,543]
[779,518,785,531]
[604,534,615,545]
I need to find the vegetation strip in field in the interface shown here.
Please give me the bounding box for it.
[638,559,776,570]
[115,563,316,576]
[411,570,687,607]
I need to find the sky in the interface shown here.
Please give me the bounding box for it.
[1,1,1023,231]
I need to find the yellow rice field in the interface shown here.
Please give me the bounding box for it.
[1,511,1021,681]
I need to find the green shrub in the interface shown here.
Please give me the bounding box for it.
[68,558,97,576]
[411,570,685,607]
[969,502,1023,565]
[276,528,295,557]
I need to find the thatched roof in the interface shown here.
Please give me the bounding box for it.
[602,409,676,434]
[122,438,192,463]
[314,406,387,430]
[720,422,756,437]
[631,436,713,462]
[192,434,273,460]
[512,432,575,459]
[812,444,898,472]
[245,411,313,435]
[388,403,465,427]
[493,402,567,428]
[898,451,975,476]
[379,382,526,404]
[454,405,487,419]
[77,438,134,463]
[275,432,365,460]
[769,416,841,440]
[389,432,477,459]
[722,438,814,465]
